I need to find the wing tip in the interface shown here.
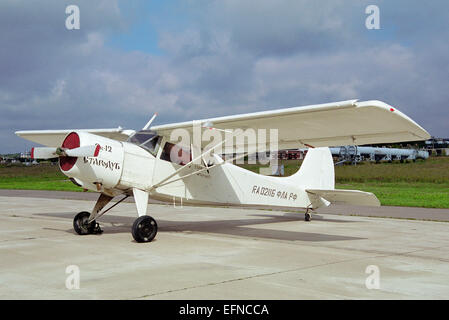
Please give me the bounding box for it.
[356,100,431,141]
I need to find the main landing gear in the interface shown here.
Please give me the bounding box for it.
[132,216,158,243]
[72,189,158,243]
[73,211,103,235]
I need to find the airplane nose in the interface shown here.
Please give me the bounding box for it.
[59,131,125,193]
[59,132,80,171]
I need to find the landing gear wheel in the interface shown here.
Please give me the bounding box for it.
[132,216,158,243]
[73,211,103,235]
[305,212,312,222]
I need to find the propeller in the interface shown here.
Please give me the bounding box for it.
[65,144,100,157]
[31,147,59,159]
[31,144,100,160]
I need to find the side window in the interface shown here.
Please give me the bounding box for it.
[142,135,162,156]
[127,131,162,157]
[160,142,192,166]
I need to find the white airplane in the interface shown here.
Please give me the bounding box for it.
[15,100,430,242]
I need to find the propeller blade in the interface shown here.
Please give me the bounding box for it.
[31,147,58,159]
[65,145,101,158]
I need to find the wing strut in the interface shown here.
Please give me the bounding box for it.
[153,152,250,189]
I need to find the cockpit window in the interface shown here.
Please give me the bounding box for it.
[127,130,162,156]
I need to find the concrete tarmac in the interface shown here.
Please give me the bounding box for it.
[0,192,449,299]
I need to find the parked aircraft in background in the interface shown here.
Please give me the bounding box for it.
[331,146,429,164]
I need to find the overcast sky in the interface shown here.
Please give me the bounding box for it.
[1,0,448,153]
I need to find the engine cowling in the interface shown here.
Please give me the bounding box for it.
[60,131,125,193]
[60,131,156,195]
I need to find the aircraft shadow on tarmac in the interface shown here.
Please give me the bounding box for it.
[36,211,364,242]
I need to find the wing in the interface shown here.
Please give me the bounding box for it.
[15,127,135,147]
[150,100,430,150]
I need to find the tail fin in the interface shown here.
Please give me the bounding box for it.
[288,147,380,208]
[287,147,335,189]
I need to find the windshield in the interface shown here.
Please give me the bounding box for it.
[127,130,162,156]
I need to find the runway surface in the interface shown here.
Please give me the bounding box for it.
[1,189,448,221]
[0,190,448,299]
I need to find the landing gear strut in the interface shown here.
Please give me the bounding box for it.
[73,194,128,236]
[72,190,158,243]
[73,211,103,235]
[132,216,158,243]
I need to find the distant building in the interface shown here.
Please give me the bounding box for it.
[425,137,449,156]
[20,151,31,160]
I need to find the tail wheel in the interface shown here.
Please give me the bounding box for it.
[305,211,312,222]
[304,208,312,221]
[73,211,101,235]
[132,216,158,243]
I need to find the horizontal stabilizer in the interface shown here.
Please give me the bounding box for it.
[306,189,381,207]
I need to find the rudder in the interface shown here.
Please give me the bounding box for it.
[287,147,335,189]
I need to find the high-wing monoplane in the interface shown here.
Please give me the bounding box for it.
[15,100,430,242]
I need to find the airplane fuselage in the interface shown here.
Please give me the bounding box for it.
[62,133,319,210]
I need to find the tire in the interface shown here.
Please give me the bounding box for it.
[132,216,158,243]
[73,211,97,235]
[305,212,312,222]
